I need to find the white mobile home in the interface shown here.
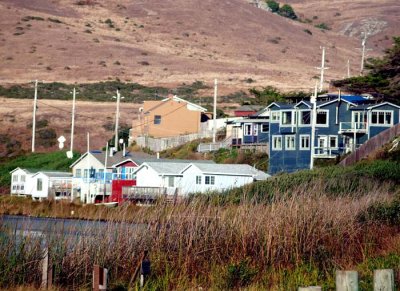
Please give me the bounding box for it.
[30,172,72,201]
[10,168,35,196]
[180,163,269,195]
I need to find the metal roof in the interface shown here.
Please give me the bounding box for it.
[32,171,72,178]
[183,163,270,180]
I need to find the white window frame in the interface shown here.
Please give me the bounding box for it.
[271,111,280,123]
[13,175,18,182]
[272,135,282,150]
[285,135,296,150]
[76,169,82,178]
[300,134,310,150]
[316,109,329,127]
[244,124,252,136]
[196,176,201,185]
[205,175,215,185]
[329,135,338,149]
[37,178,43,191]
[168,176,175,187]
[260,123,269,133]
[370,110,393,126]
[298,110,311,126]
[280,110,294,127]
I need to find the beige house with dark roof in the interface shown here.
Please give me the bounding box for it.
[131,95,210,138]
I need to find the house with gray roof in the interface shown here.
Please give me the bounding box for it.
[30,171,72,201]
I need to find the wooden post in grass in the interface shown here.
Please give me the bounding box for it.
[41,247,54,289]
[93,265,108,291]
[336,271,358,291]
[374,269,394,291]
[298,287,322,291]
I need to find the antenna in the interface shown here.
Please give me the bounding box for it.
[212,79,218,143]
[316,47,329,92]
[113,89,125,151]
[347,59,351,78]
[359,32,372,75]
[31,80,40,152]
[68,87,78,158]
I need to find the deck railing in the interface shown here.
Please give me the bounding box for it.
[339,122,367,133]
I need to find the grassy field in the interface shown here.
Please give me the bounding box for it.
[0,158,399,290]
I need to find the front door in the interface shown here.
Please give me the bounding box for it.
[317,136,328,154]
[253,124,258,143]
[352,112,366,130]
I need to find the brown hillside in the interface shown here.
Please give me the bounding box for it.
[0,0,385,91]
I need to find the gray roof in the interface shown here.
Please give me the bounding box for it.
[33,171,72,178]
[138,162,189,175]
[91,151,154,167]
[187,163,270,180]
[235,105,264,112]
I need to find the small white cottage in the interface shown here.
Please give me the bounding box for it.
[9,168,35,196]
[179,163,269,195]
[30,171,72,201]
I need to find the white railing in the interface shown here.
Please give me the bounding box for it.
[339,122,367,133]
[122,186,177,200]
[197,136,232,152]
[313,147,338,158]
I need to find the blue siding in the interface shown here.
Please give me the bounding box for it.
[267,99,400,175]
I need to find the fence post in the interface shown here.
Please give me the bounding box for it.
[41,247,49,289]
[93,264,108,291]
[336,271,358,291]
[140,250,151,288]
[298,286,321,291]
[374,269,394,291]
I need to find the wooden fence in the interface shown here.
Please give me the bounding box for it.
[340,123,400,166]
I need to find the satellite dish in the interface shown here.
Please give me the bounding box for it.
[66,151,73,159]
[58,136,66,149]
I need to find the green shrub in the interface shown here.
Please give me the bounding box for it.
[266,0,279,12]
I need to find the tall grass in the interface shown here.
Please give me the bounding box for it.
[1,187,399,290]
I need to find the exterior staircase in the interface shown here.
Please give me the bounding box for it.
[340,123,400,166]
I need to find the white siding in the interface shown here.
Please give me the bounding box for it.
[180,165,253,195]
[10,169,35,196]
[31,173,50,199]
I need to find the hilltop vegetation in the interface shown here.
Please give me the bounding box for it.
[333,36,400,104]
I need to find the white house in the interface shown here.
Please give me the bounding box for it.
[131,161,269,198]
[10,168,35,196]
[180,163,269,195]
[30,171,72,201]
[69,150,153,203]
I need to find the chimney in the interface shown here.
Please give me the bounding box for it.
[167,93,174,99]
[157,152,160,159]
[123,143,126,157]
[109,148,115,157]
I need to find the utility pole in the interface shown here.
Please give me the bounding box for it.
[212,79,218,143]
[310,81,318,170]
[113,89,124,151]
[70,88,78,154]
[360,33,371,75]
[347,59,351,78]
[87,132,90,153]
[32,80,38,153]
[317,47,329,92]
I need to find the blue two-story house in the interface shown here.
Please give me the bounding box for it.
[268,96,400,174]
[231,108,270,147]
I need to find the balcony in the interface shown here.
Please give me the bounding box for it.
[122,186,178,201]
[313,147,339,159]
[339,122,367,134]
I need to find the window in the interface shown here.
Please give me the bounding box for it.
[154,115,162,125]
[205,176,215,185]
[271,111,280,122]
[261,124,269,132]
[13,175,18,182]
[12,185,16,190]
[371,111,392,125]
[316,110,328,126]
[272,135,282,150]
[168,176,174,187]
[244,124,252,136]
[37,178,43,191]
[329,136,338,149]
[299,111,311,125]
[285,135,296,150]
[84,169,88,178]
[300,135,310,150]
[21,185,24,190]
[281,111,293,125]
[21,175,26,182]
[76,169,81,178]
[196,176,202,185]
